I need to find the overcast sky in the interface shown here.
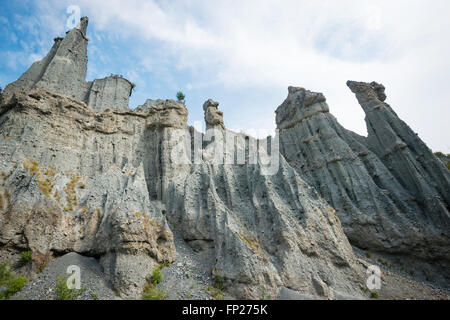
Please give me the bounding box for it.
[1,0,449,152]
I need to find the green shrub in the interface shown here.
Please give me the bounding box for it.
[151,266,163,285]
[0,262,12,285]
[446,161,450,171]
[142,285,168,300]
[1,276,28,299]
[90,291,99,300]
[213,274,225,292]
[207,286,225,300]
[209,269,226,300]
[0,262,28,299]
[20,250,32,264]
[54,275,86,300]
[434,151,445,157]
[370,291,379,299]
[261,287,272,300]
[142,265,167,300]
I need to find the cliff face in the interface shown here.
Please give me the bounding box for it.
[0,87,366,299]
[0,89,179,297]
[276,85,450,283]
[0,18,367,299]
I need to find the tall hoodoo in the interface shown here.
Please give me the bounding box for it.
[3,17,132,112]
[203,98,225,130]
[3,17,90,102]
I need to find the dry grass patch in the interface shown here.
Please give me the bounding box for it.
[22,158,56,197]
[134,212,161,233]
[238,233,268,261]
[64,173,83,211]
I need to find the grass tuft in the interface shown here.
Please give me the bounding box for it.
[142,265,167,300]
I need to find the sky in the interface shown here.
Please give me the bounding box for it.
[0,0,449,152]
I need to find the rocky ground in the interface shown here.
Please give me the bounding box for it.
[353,247,450,300]
[10,230,234,301]
[9,238,449,300]
[157,231,234,300]
[12,253,119,300]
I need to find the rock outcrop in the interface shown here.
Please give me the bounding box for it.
[346,81,450,217]
[87,76,133,111]
[276,85,450,284]
[0,89,178,297]
[2,17,132,112]
[203,99,224,130]
[0,18,369,299]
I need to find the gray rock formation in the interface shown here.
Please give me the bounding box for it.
[203,99,224,130]
[87,76,132,111]
[135,98,165,112]
[347,81,450,218]
[1,16,448,300]
[2,17,132,112]
[0,18,370,300]
[0,89,178,297]
[276,85,450,284]
[0,85,367,299]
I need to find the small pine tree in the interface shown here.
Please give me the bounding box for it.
[176,91,185,103]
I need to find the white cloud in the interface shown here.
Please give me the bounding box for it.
[8,0,450,151]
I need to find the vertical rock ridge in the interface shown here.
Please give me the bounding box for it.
[347,80,450,211]
[276,84,450,276]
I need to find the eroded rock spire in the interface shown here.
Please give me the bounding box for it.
[3,17,132,112]
[203,98,224,130]
[347,80,450,223]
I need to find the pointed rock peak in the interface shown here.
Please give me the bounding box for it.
[203,98,224,129]
[275,86,328,129]
[65,16,89,40]
[346,80,387,103]
[79,16,89,35]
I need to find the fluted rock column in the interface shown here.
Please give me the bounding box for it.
[276,85,450,266]
[347,81,450,227]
